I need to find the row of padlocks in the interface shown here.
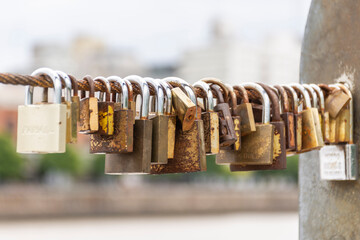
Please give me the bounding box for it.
[15,68,356,180]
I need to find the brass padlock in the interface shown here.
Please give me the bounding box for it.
[193,80,219,155]
[94,77,115,136]
[290,83,324,152]
[68,75,80,122]
[231,83,287,171]
[90,76,134,153]
[275,85,295,151]
[17,68,67,153]
[325,86,351,118]
[217,83,273,166]
[226,84,241,151]
[105,76,152,174]
[282,85,302,153]
[159,79,176,159]
[233,85,256,136]
[79,76,99,134]
[204,80,236,147]
[151,81,206,174]
[310,84,329,144]
[144,77,168,164]
[319,84,337,143]
[57,71,77,144]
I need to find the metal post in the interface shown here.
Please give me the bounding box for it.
[300,0,360,239]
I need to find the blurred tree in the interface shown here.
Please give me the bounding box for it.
[37,145,83,179]
[0,134,24,181]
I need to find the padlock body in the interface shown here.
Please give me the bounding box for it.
[233,103,256,136]
[167,115,176,159]
[79,97,98,134]
[345,143,358,180]
[301,108,323,152]
[97,102,114,136]
[294,113,302,152]
[281,112,295,150]
[336,108,350,143]
[171,87,196,131]
[202,112,220,154]
[214,103,237,147]
[63,101,72,143]
[329,115,337,143]
[150,115,168,164]
[90,108,134,153]
[319,145,346,180]
[129,100,136,124]
[17,104,66,153]
[325,90,351,118]
[322,112,330,144]
[71,96,80,121]
[151,119,206,174]
[105,119,152,174]
[232,116,241,151]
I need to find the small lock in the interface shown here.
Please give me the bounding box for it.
[17,68,67,153]
[79,76,99,134]
[233,85,256,136]
[310,84,329,144]
[325,87,351,118]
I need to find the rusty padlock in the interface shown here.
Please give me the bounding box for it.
[319,84,336,143]
[325,85,351,118]
[233,85,256,136]
[193,80,219,155]
[310,84,329,144]
[105,75,152,174]
[151,81,206,174]
[79,76,99,134]
[330,84,350,143]
[226,84,241,151]
[275,85,295,151]
[90,76,134,153]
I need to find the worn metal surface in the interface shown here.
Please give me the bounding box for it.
[202,112,220,154]
[300,0,360,239]
[171,87,196,131]
[167,115,176,159]
[150,115,169,164]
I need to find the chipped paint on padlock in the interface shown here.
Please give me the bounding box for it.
[94,77,114,136]
[79,76,99,134]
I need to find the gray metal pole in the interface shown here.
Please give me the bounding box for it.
[300,0,360,239]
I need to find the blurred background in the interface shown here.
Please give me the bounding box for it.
[0,0,310,239]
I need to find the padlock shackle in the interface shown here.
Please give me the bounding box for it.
[94,76,111,102]
[210,84,225,103]
[310,84,325,115]
[268,85,283,114]
[27,68,62,105]
[281,85,299,114]
[125,75,150,119]
[274,85,290,113]
[233,85,250,104]
[144,77,164,115]
[225,84,238,114]
[159,79,173,115]
[193,81,214,112]
[107,76,129,110]
[257,83,281,122]
[242,82,270,124]
[81,76,95,99]
[68,75,78,97]
[200,78,229,103]
[289,83,311,109]
[303,84,318,109]
[123,79,134,102]
[56,71,72,102]
[335,83,353,143]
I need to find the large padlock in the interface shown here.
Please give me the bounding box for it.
[275,85,295,151]
[233,85,256,136]
[324,85,351,118]
[290,83,323,152]
[193,80,219,154]
[105,75,152,174]
[159,79,176,159]
[151,81,206,174]
[144,77,168,164]
[90,76,134,153]
[231,83,287,171]
[310,84,330,144]
[217,83,273,166]
[17,68,67,153]
[94,77,115,136]
[319,145,347,180]
[203,80,236,147]
[57,70,77,144]
[79,76,99,134]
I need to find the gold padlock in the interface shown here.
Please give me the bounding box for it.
[79,76,98,134]
[233,85,256,136]
[310,84,329,144]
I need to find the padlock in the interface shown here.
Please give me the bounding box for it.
[79,76,99,134]
[123,78,136,124]
[202,80,236,147]
[164,77,196,131]
[193,80,219,154]
[233,85,256,136]
[310,84,329,144]
[105,76,152,174]
[217,83,273,166]
[231,83,287,171]
[68,75,80,122]
[336,84,358,180]
[144,77,168,164]
[93,77,114,136]
[159,79,176,159]
[319,145,347,180]
[17,68,67,153]
[275,85,295,151]
[56,71,77,144]
[151,81,206,174]
[290,83,323,152]
[226,84,241,151]
[324,85,351,118]
[90,76,134,153]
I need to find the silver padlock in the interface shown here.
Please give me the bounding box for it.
[319,145,347,180]
[17,68,67,153]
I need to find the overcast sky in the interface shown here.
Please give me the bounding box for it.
[0,0,311,72]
